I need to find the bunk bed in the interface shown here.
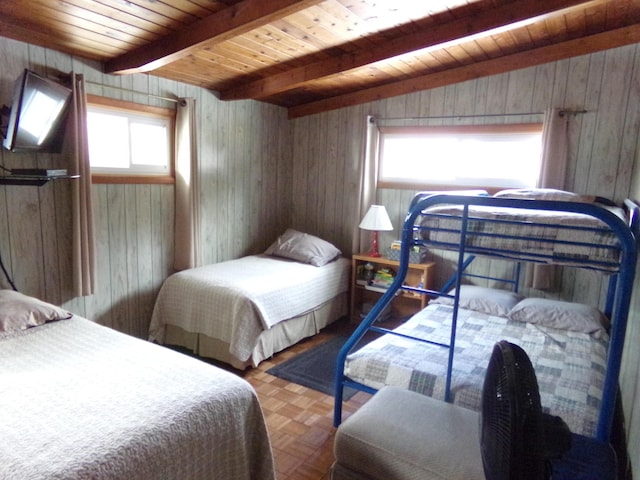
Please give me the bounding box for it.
[0,289,275,479]
[150,229,350,369]
[334,190,639,444]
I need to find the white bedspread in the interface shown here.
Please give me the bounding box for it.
[0,317,275,480]
[149,255,350,361]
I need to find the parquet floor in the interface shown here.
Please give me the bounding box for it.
[235,318,372,480]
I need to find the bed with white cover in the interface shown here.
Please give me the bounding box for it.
[335,189,639,443]
[0,290,274,480]
[150,229,350,369]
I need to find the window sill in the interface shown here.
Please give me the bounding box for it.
[91,174,174,185]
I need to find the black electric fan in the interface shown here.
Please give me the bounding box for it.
[480,340,572,480]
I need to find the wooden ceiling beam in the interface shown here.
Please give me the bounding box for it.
[288,23,640,118]
[104,0,323,75]
[220,0,600,101]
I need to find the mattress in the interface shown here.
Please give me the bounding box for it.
[343,303,608,437]
[419,205,624,270]
[149,254,350,362]
[0,316,275,480]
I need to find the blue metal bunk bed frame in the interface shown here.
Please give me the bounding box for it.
[334,192,639,443]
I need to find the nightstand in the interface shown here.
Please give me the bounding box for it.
[350,253,436,322]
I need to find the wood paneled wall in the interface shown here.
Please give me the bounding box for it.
[0,36,291,339]
[290,43,640,477]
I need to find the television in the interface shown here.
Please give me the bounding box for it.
[2,69,72,153]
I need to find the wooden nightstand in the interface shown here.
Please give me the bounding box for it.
[350,254,436,322]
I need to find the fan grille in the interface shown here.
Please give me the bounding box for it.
[480,341,546,480]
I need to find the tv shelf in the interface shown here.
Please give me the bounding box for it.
[0,174,79,186]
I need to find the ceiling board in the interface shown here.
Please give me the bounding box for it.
[0,0,637,117]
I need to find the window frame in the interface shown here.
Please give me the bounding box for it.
[377,123,543,193]
[87,95,176,185]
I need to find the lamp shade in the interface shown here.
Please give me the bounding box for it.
[359,205,393,231]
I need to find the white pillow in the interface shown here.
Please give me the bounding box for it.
[0,289,72,334]
[508,298,608,337]
[493,188,595,203]
[429,285,523,317]
[265,229,341,267]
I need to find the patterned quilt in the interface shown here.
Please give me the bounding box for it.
[0,317,275,480]
[344,304,609,437]
[418,205,623,270]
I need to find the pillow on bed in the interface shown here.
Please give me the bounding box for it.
[265,229,341,267]
[0,289,72,334]
[429,285,523,317]
[493,188,596,203]
[508,297,608,337]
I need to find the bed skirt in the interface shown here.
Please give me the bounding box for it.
[164,292,348,369]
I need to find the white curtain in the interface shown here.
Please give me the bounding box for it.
[69,73,96,296]
[173,98,200,271]
[527,107,569,290]
[352,115,380,254]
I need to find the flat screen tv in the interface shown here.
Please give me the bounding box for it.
[2,69,72,153]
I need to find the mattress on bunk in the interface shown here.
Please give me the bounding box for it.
[343,303,608,437]
[418,205,624,269]
[149,254,350,362]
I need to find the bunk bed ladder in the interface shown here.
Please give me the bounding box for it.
[443,204,471,402]
[441,256,522,294]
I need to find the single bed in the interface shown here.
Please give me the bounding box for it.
[335,189,638,444]
[0,289,275,480]
[150,230,350,369]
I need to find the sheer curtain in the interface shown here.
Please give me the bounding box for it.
[352,115,380,254]
[173,98,200,271]
[68,73,96,296]
[527,107,569,290]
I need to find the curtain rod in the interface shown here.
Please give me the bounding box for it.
[374,109,587,122]
[84,80,179,103]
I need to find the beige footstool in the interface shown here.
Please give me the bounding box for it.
[331,386,485,480]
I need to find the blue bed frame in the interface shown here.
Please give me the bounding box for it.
[334,192,639,443]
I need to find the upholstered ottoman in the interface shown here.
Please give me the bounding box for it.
[331,386,485,480]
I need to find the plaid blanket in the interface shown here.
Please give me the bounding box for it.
[344,304,608,437]
[418,205,623,271]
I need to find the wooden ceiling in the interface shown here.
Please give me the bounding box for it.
[0,0,639,118]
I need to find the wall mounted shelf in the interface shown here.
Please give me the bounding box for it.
[0,174,80,186]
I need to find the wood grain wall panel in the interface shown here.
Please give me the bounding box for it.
[124,184,140,332]
[133,184,154,339]
[91,185,113,326]
[148,184,167,313]
[588,48,633,197]
[107,184,128,333]
[5,187,46,296]
[39,181,64,304]
[291,115,310,231]
[622,148,640,478]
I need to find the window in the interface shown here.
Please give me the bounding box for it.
[378,124,543,191]
[87,96,175,184]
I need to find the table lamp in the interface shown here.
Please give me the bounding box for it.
[359,205,393,257]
